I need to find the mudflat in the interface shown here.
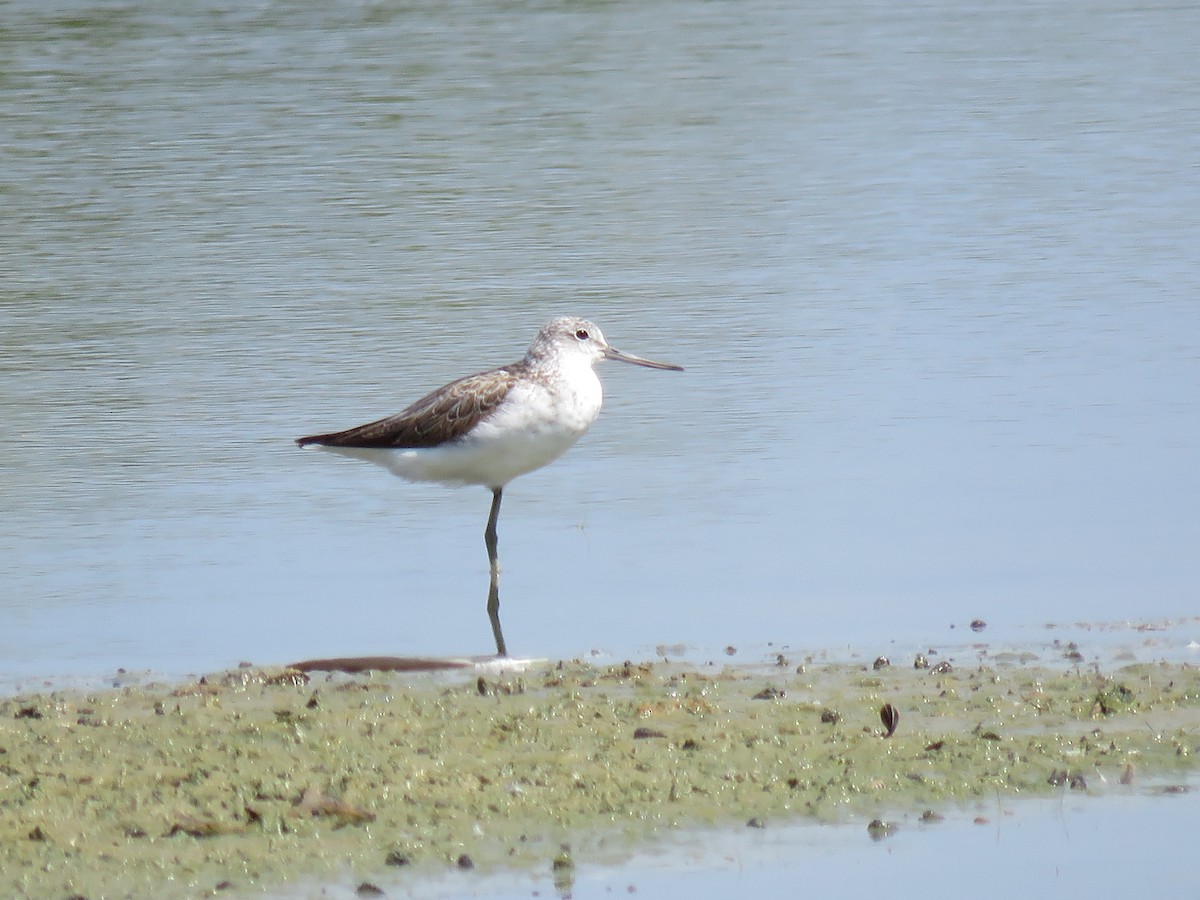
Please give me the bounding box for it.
[2,653,1197,898]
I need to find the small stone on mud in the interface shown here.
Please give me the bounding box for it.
[866,819,895,840]
[552,844,575,870]
[751,686,784,700]
[295,787,375,825]
[632,727,667,739]
[167,815,246,838]
[457,854,475,870]
[356,882,385,897]
[880,703,900,738]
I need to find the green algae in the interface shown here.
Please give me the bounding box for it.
[1,657,1197,898]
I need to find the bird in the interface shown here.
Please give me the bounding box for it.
[297,316,683,656]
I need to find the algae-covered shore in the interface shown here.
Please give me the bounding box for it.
[2,652,1197,899]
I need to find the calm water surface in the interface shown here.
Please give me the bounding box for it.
[3,0,1199,681]
[335,783,1200,900]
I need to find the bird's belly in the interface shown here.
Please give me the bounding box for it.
[323,393,595,489]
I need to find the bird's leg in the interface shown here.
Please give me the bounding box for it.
[485,487,508,657]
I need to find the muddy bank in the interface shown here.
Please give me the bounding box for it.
[1,653,1197,898]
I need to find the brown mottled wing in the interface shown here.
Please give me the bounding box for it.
[297,364,523,449]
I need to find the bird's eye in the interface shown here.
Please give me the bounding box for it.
[575,329,589,340]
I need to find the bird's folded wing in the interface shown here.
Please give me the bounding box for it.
[297,365,522,449]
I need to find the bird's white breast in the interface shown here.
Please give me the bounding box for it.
[459,362,603,485]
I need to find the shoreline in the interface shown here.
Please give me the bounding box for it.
[2,650,1197,898]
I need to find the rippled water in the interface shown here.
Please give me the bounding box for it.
[3,0,1199,681]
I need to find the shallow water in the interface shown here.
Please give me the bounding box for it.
[375,784,1200,900]
[3,0,1199,681]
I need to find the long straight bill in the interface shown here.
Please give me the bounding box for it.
[603,346,684,371]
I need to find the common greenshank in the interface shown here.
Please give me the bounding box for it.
[297,316,683,656]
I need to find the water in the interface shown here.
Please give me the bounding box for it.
[3,0,1200,682]
[302,783,1200,899]
[365,783,1200,900]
